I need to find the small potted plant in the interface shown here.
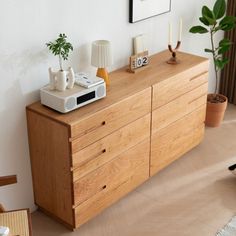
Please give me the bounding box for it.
[189,0,236,127]
[46,33,75,91]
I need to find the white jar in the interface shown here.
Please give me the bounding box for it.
[56,70,67,91]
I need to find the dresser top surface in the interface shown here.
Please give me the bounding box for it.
[27,50,209,126]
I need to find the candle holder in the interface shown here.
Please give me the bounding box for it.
[167,41,181,64]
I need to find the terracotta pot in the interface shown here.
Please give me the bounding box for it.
[205,94,228,127]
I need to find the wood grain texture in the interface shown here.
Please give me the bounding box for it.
[152,71,209,110]
[150,106,206,176]
[72,114,151,180]
[0,175,17,187]
[0,209,32,236]
[152,82,208,133]
[74,139,150,227]
[70,88,151,150]
[26,50,209,230]
[26,110,74,226]
[26,51,209,127]
[73,139,150,207]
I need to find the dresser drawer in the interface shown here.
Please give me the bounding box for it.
[73,139,150,208]
[150,105,206,176]
[69,88,151,150]
[72,114,150,179]
[152,83,208,132]
[152,70,208,109]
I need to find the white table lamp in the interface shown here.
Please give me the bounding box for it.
[91,40,113,86]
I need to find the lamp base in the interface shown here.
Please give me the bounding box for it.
[97,68,110,86]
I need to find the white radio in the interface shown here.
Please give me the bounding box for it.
[40,75,106,113]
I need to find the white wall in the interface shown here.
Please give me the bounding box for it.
[0,0,222,211]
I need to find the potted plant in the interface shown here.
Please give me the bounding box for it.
[46,33,75,91]
[189,0,236,127]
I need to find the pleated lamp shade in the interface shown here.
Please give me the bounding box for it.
[91,40,113,68]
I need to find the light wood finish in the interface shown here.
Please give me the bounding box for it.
[152,71,208,110]
[31,105,236,236]
[152,83,208,132]
[150,106,206,176]
[0,176,32,234]
[26,50,209,229]
[72,114,150,180]
[26,110,73,226]
[70,88,151,150]
[73,139,150,207]
[0,209,32,236]
[74,139,150,227]
[0,175,17,187]
[27,51,208,127]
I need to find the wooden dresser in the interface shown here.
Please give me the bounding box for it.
[26,50,209,229]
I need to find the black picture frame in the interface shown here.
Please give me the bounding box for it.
[129,0,171,23]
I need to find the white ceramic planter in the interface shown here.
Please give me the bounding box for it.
[56,70,67,91]
[67,67,75,89]
[48,67,75,91]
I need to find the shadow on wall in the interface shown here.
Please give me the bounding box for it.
[0,48,50,211]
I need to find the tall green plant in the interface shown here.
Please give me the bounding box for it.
[189,0,236,101]
[46,33,73,71]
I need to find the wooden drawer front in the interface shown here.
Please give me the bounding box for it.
[70,88,151,150]
[73,139,150,207]
[152,83,208,133]
[72,114,150,179]
[74,139,149,227]
[150,106,206,176]
[152,70,208,110]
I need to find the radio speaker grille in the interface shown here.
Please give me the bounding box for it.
[65,97,76,110]
[97,85,105,98]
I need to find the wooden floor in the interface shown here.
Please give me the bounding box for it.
[32,104,236,236]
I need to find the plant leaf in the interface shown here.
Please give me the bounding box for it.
[199,17,210,26]
[219,16,236,31]
[214,58,229,70]
[218,45,230,54]
[205,48,214,53]
[213,0,226,19]
[189,26,209,34]
[202,6,216,25]
[219,38,232,47]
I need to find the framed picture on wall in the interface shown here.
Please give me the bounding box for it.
[129,0,171,23]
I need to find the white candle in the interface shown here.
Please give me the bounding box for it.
[169,22,172,45]
[178,18,183,42]
[134,35,144,54]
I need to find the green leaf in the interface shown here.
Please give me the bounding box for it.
[214,58,229,70]
[202,6,216,25]
[221,23,235,31]
[199,17,210,26]
[220,16,236,25]
[218,45,230,54]
[189,26,209,34]
[46,33,73,66]
[219,38,232,47]
[202,6,213,18]
[213,0,226,19]
[219,16,236,31]
[205,48,214,53]
[205,15,217,25]
[214,58,223,69]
